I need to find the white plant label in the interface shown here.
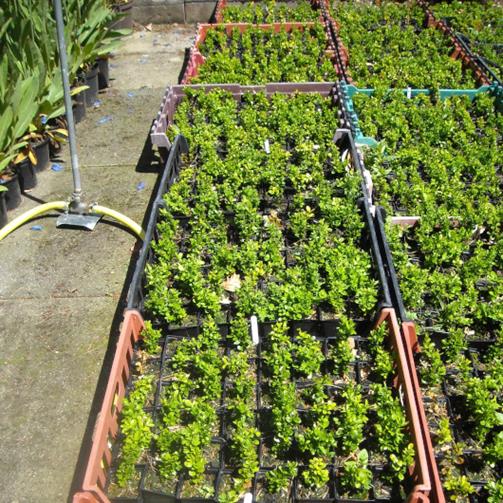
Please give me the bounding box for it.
[250,315,259,345]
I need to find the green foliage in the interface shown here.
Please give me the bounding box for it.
[266,462,298,494]
[419,334,446,387]
[431,0,503,81]
[193,25,336,84]
[141,320,162,354]
[341,449,372,498]
[0,1,127,174]
[302,457,329,489]
[444,473,475,501]
[332,2,476,88]
[335,384,368,455]
[116,375,155,487]
[222,0,318,23]
[487,480,503,503]
[292,329,324,377]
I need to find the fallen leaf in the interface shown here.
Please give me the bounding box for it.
[222,273,241,292]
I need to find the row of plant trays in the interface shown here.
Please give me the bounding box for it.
[338,79,502,501]
[194,0,494,91]
[417,0,501,86]
[73,83,435,503]
[321,0,493,89]
[180,21,342,85]
[213,0,331,25]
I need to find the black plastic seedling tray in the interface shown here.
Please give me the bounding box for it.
[327,0,491,88]
[76,86,432,503]
[374,207,502,503]
[104,311,430,503]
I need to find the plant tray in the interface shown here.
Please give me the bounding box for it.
[179,22,341,85]
[75,88,432,503]
[213,0,329,24]
[374,207,502,503]
[151,82,337,152]
[73,306,433,503]
[328,0,491,89]
[334,81,502,147]
[417,0,500,86]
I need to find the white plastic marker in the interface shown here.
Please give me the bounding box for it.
[398,384,405,407]
[406,87,412,99]
[243,493,253,503]
[363,169,373,197]
[264,139,270,154]
[250,315,259,345]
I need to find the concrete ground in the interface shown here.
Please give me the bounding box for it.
[0,24,194,503]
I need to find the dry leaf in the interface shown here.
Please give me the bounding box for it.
[222,273,241,292]
[265,210,282,228]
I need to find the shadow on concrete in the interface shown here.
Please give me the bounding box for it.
[178,47,192,84]
[67,128,163,502]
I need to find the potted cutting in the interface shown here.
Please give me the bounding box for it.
[68,0,131,105]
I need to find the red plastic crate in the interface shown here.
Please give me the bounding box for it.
[73,310,145,503]
[73,308,434,502]
[327,0,491,87]
[180,22,341,84]
[213,0,330,24]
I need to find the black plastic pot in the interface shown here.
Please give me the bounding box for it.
[0,191,7,228]
[0,172,22,210]
[110,2,133,31]
[31,137,51,172]
[15,158,37,192]
[73,91,86,123]
[97,57,110,89]
[84,64,99,107]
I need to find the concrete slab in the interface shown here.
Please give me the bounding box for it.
[112,25,195,56]
[0,163,156,300]
[0,23,194,503]
[73,87,167,165]
[184,1,216,22]
[0,296,118,503]
[133,3,186,24]
[109,25,195,90]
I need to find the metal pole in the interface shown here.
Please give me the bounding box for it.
[53,0,83,208]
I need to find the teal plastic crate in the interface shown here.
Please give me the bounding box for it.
[339,82,502,147]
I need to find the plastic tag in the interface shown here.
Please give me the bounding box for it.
[243,493,253,503]
[370,204,376,217]
[250,315,259,345]
[363,169,373,196]
[406,87,412,99]
[398,384,405,407]
[264,139,270,154]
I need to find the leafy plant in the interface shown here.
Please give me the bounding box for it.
[340,449,372,498]
[116,375,155,487]
[266,461,298,494]
[141,320,162,354]
[302,457,329,489]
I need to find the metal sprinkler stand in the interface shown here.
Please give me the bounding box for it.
[0,0,144,242]
[53,0,101,231]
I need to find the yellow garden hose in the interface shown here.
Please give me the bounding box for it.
[90,205,145,240]
[0,202,145,242]
[0,201,68,241]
